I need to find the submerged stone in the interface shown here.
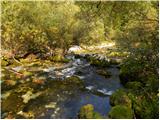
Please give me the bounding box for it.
[96,69,111,78]
[64,76,84,86]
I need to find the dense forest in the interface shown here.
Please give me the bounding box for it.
[1,1,159,119]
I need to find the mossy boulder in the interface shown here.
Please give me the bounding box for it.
[51,55,70,63]
[78,104,94,119]
[64,76,84,88]
[88,57,109,67]
[62,58,70,63]
[96,69,111,78]
[110,89,132,108]
[108,105,133,119]
[78,104,103,119]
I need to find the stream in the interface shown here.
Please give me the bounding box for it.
[1,54,122,119]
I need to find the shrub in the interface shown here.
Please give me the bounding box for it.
[108,105,133,119]
[110,89,132,108]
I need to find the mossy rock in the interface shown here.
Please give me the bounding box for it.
[61,58,70,63]
[89,57,109,67]
[78,104,103,119]
[78,104,94,119]
[52,55,70,63]
[125,81,142,90]
[64,76,84,87]
[52,55,62,62]
[108,105,133,119]
[110,89,132,108]
[96,69,111,78]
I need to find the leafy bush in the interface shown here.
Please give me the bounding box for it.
[110,89,132,108]
[108,105,133,119]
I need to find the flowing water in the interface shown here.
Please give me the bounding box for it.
[1,54,122,119]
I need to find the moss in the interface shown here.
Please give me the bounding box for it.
[89,57,109,67]
[51,55,70,63]
[78,104,103,119]
[108,105,133,119]
[96,69,111,78]
[78,104,94,119]
[52,55,62,62]
[64,76,84,87]
[61,58,70,63]
[23,71,33,76]
[110,89,132,108]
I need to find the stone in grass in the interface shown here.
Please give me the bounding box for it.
[108,105,133,119]
[110,89,132,108]
[96,69,111,78]
[78,104,103,119]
